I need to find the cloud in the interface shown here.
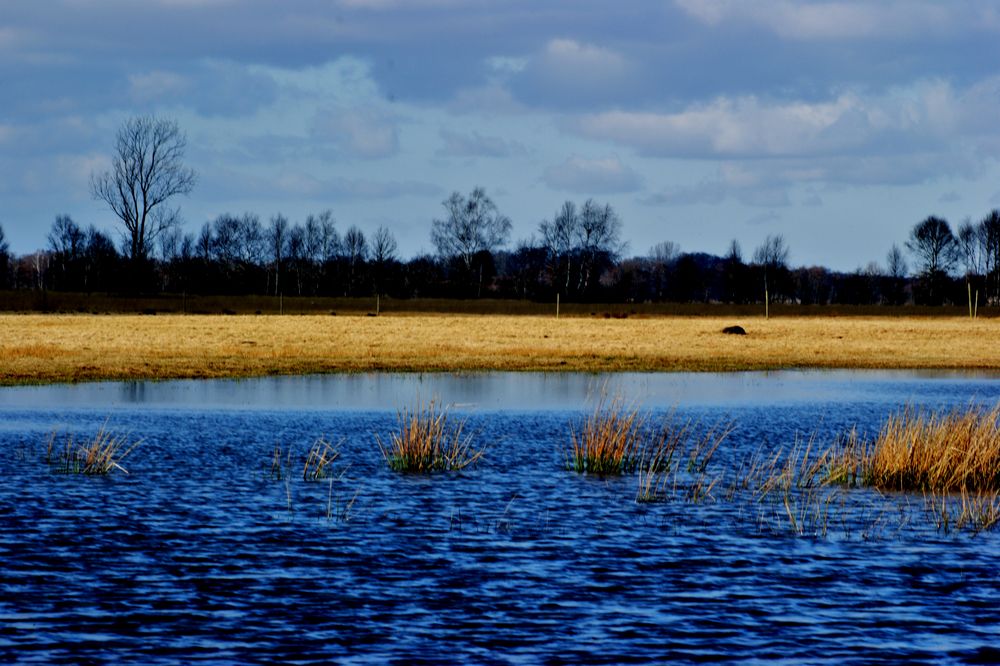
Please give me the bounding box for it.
[939,190,961,203]
[312,107,399,159]
[574,78,1000,189]
[641,164,790,207]
[673,0,993,40]
[129,70,190,103]
[745,211,781,227]
[449,83,525,115]
[536,38,630,81]
[436,129,526,158]
[542,155,642,194]
[512,38,639,107]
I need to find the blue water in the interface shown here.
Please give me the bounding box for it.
[1,371,999,664]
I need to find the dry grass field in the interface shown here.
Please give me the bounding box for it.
[1,313,998,384]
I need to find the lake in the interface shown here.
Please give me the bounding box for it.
[2,371,999,664]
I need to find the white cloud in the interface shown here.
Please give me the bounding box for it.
[574,79,988,165]
[673,0,991,40]
[537,39,630,80]
[542,155,642,194]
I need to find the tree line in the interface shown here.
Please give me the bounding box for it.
[1,114,998,307]
[3,200,1000,307]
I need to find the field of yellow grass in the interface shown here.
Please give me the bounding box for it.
[0,313,998,384]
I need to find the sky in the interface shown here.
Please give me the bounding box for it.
[3,0,1000,271]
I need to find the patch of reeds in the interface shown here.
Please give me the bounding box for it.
[376,400,485,472]
[635,417,732,503]
[924,488,1000,535]
[568,395,646,474]
[829,404,1000,492]
[46,423,141,475]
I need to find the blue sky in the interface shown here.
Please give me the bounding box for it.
[3,0,1000,270]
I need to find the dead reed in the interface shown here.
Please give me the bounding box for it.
[46,422,141,475]
[635,417,732,503]
[568,395,645,474]
[830,404,1000,492]
[303,437,341,481]
[376,400,485,472]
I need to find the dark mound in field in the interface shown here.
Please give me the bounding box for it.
[722,325,746,335]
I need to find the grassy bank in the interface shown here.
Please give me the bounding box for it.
[1,312,999,384]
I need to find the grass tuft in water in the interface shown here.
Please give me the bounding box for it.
[47,422,141,475]
[376,400,485,473]
[830,404,1000,492]
[568,395,645,475]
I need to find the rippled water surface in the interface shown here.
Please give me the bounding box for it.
[2,371,1000,664]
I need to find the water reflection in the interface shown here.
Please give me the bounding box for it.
[1,369,998,413]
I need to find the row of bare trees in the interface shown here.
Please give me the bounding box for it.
[1,114,998,306]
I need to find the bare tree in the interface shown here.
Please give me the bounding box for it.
[576,199,623,293]
[979,210,1000,303]
[956,218,981,279]
[343,225,367,296]
[371,225,398,295]
[907,216,956,277]
[752,234,790,269]
[371,226,398,265]
[268,214,289,295]
[752,234,791,305]
[886,243,908,279]
[432,187,511,295]
[539,201,578,293]
[90,115,196,262]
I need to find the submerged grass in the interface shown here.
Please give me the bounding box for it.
[376,400,485,473]
[46,422,141,475]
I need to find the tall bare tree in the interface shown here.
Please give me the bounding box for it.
[907,216,956,277]
[432,187,511,296]
[268,214,289,295]
[371,225,398,295]
[539,201,578,293]
[91,116,196,262]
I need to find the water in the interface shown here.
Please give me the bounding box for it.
[1,371,999,664]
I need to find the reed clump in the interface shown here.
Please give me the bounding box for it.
[830,404,1000,492]
[376,400,485,472]
[46,423,141,475]
[569,395,646,474]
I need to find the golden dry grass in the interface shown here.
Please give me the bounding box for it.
[1,313,1000,384]
[375,400,484,472]
[832,405,1000,492]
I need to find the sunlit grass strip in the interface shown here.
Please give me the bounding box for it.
[47,422,141,475]
[830,404,1000,492]
[568,395,645,474]
[376,401,485,472]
